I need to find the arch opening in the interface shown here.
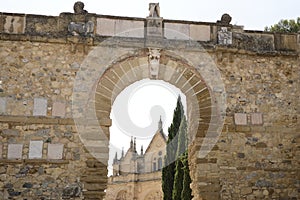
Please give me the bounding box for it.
[73,45,226,199]
[108,78,187,176]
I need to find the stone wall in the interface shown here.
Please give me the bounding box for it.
[0,40,84,199]
[191,53,299,199]
[0,40,108,199]
[0,9,299,200]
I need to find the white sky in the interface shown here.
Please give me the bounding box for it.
[1,0,299,30]
[109,79,186,174]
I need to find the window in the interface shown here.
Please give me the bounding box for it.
[153,162,156,171]
[158,157,162,170]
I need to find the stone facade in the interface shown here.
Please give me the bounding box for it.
[105,119,166,200]
[0,2,299,200]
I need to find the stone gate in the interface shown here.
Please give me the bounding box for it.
[0,2,299,200]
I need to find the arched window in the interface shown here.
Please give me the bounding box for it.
[153,162,156,171]
[158,157,162,170]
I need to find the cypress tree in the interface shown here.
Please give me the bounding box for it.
[181,151,193,200]
[162,96,184,200]
[180,115,193,200]
[172,116,187,200]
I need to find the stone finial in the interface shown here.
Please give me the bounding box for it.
[148,48,161,79]
[149,3,160,17]
[68,2,94,37]
[158,116,162,130]
[141,145,144,155]
[133,137,137,152]
[113,152,118,164]
[73,1,88,14]
[217,13,232,25]
[130,136,133,150]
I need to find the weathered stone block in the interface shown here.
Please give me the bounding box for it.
[36,128,51,136]
[1,129,20,137]
[234,113,247,125]
[0,97,6,114]
[52,102,66,117]
[3,15,25,34]
[115,19,144,38]
[275,34,298,51]
[97,17,145,37]
[164,23,189,40]
[251,113,263,125]
[33,98,47,116]
[190,24,211,41]
[96,18,115,36]
[146,17,163,38]
[29,140,43,159]
[7,144,23,159]
[25,15,58,35]
[47,143,64,159]
[241,187,252,195]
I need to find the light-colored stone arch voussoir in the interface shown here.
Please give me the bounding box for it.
[94,49,213,135]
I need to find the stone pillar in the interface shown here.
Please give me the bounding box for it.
[145,3,164,48]
[146,17,163,38]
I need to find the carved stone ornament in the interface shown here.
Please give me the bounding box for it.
[149,3,160,17]
[73,1,88,14]
[217,13,232,25]
[146,18,163,37]
[68,2,93,37]
[218,27,232,45]
[68,21,94,36]
[146,3,163,38]
[148,48,161,79]
[220,14,232,25]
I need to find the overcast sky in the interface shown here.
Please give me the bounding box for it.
[1,0,299,30]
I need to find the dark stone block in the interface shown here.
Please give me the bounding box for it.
[62,183,82,198]
[16,166,30,178]
[25,15,58,36]
[255,142,267,148]
[237,153,245,158]
[282,160,291,164]
[7,189,21,197]
[23,182,33,188]
[4,183,13,189]
[255,180,273,188]
[232,32,275,52]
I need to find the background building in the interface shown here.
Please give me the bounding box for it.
[105,118,167,200]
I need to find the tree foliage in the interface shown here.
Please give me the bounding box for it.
[162,96,184,200]
[265,17,300,33]
[172,158,184,200]
[172,116,187,200]
[162,96,192,200]
[181,151,193,200]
